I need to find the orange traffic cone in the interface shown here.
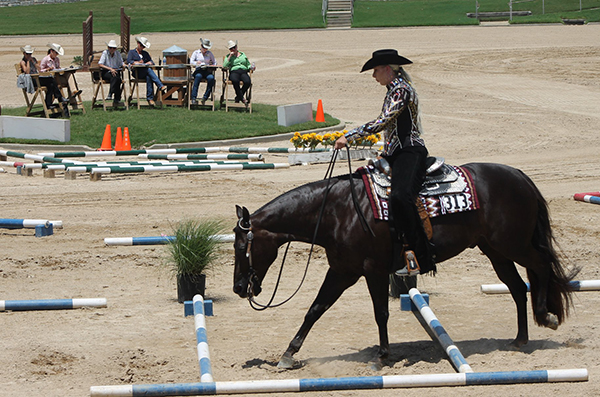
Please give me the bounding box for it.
[315,99,325,122]
[123,127,132,150]
[114,127,123,151]
[99,124,112,151]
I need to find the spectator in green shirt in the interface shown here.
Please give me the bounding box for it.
[222,40,254,104]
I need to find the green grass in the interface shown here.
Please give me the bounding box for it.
[166,218,225,276]
[353,0,600,27]
[0,103,339,148]
[0,0,324,36]
[1,0,597,35]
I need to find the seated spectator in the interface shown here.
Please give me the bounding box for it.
[40,43,81,103]
[20,45,68,111]
[98,40,124,108]
[190,38,216,106]
[126,36,166,107]
[222,40,254,104]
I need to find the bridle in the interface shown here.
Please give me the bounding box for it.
[237,145,374,311]
[236,217,296,311]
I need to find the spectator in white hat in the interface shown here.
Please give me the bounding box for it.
[190,38,216,106]
[126,36,166,106]
[99,40,124,108]
[222,40,254,104]
[40,43,81,103]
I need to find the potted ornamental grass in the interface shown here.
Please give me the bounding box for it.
[166,218,225,303]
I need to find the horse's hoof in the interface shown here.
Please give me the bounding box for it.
[546,313,559,330]
[277,355,295,369]
[369,361,383,371]
[510,338,528,348]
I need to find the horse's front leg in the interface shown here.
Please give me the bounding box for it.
[278,269,360,369]
[364,269,391,371]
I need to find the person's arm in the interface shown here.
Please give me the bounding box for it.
[208,52,216,66]
[20,60,29,74]
[143,52,154,65]
[189,50,199,66]
[126,50,137,65]
[39,56,51,72]
[98,51,109,70]
[341,86,407,147]
[222,54,232,69]
[240,53,251,70]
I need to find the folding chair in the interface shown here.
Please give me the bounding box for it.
[220,67,252,113]
[15,64,64,118]
[127,65,163,109]
[188,66,217,111]
[55,69,86,115]
[89,56,128,111]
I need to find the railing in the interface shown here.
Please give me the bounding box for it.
[322,0,328,26]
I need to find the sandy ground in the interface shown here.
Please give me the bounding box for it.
[1,24,600,396]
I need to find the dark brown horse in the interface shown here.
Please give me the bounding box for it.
[233,162,578,370]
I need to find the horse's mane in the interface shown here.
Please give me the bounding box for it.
[252,173,359,215]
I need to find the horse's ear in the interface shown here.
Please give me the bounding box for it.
[235,205,250,223]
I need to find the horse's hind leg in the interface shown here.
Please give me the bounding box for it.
[278,269,360,369]
[478,241,530,347]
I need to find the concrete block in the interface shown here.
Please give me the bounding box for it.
[43,169,56,178]
[35,223,53,238]
[400,293,429,311]
[0,115,70,142]
[277,102,312,127]
[21,167,33,177]
[65,170,77,180]
[184,299,214,317]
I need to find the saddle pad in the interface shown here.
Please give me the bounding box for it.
[358,164,479,221]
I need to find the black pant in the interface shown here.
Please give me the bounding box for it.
[102,70,122,101]
[38,76,63,108]
[228,69,251,101]
[388,146,429,267]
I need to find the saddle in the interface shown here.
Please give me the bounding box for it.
[368,156,467,197]
[358,157,479,231]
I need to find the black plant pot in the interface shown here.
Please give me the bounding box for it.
[177,273,206,303]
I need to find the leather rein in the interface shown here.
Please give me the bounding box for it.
[241,146,374,310]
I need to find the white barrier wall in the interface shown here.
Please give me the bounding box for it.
[0,116,70,142]
[277,103,312,127]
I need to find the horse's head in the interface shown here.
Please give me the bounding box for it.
[233,205,278,299]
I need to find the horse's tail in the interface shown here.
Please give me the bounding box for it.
[527,189,580,326]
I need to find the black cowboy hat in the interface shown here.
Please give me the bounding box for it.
[360,49,412,72]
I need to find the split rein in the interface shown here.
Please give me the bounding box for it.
[246,146,374,310]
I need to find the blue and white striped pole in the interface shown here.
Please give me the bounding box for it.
[481,280,600,294]
[194,295,213,383]
[409,288,473,373]
[89,368,588,396]
[0,218,63,229]
[0,298,106,311]
[104,234,235,246]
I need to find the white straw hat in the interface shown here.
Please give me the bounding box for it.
[47,43,64,56]
[227,40,238,49]
[200,38,212,50]
[106,40,118,48]
[20,45,34,54]
[135,36,151,49]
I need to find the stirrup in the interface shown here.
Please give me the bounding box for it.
[395,250,420,276]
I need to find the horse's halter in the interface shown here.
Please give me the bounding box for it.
[237,216,294,311]
[236,217,261,299]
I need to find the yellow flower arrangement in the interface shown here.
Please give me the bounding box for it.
[290,131,380,150]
